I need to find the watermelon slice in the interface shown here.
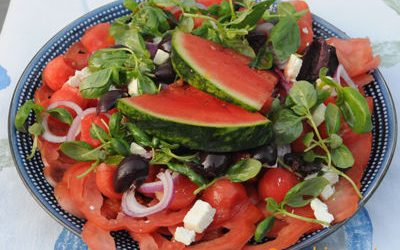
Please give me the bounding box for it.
[117,85,272,152]
[171,31,278,111]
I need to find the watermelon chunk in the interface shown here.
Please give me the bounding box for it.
[171,31,278,111]
[117,85,272,152]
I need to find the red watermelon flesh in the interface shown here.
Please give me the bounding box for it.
[172,31,278,111]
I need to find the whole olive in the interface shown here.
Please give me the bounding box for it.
[155,61,176,84]
[113,155,149,193]
[252,143,277,166]
[97,90,128,114]
[189,153,232,179]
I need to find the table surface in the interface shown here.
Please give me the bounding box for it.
[0,0,399,249]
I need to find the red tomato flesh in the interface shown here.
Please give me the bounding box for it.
[258,168,299,203]
[81,23,115,53]
[64,41,90,70]
[168,175,198,210]
[42,55,75,91]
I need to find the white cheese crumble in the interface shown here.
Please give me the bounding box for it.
[183,200,216,233]
[153,49,170,65]
[320,185,336,201]
[127,78,139,96]
[66,67,91,87]
[130,142,152,159]
[302,27,309,34]
[174,227,196,246]
[284,54,303,82]
[311,103,326,128]
[310,198,334,227]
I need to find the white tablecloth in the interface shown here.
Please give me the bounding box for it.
[0,0,399,249]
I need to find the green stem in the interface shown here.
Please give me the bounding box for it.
[77,160,100,179]
[27,135,39,160]
[194,178,220,195]
[228,0,236,19]
[278,210,330,227]
[183,13,218,23]
[329,167,362,198]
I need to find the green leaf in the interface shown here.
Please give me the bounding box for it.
[226,159,262,182]
[28,122,44,136]
[60,141,104,162]
[15,100,44,132]
[123,0,138,11]
[302,132,314,147]
[166,162,206,186]
[109,112,125,139]
[303,150,318,163]
[117,29,149,58]
[229,0,274,29]
[340,87,372,134]
[90,123,110,142]
[273,109,303,145]
[331,144,354,169]
[104,155,125,165]
[266,197,280,213]
[291,105,308,116]
[288,81,317,110]
[150,150,173,165]
[80,69,113,98]
[137,75,158,95]
[178,16,195,33]
[277,2,297,15]
[283,177,330,207]
[254,216,275,242]
[110,138,131,157]
[249,46,273,70]
[328,133,343,149]
[160,147,199,163]
[47,108,73,125]
[126,123,153,147]
[268,15,300,62]
[325,103,341,135]
[89,49,131,72]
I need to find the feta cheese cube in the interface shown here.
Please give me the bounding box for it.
[310,198,334,227]
[183,200,216,233]
[284,54,303,82]
[128,78,139,96]
[323,171,339,185]
[320,185,335,200]
[66,67,91,87]
[130,142,152,159]
[311,103,326,128]
[174,227,196,246]
[154,49,170,65]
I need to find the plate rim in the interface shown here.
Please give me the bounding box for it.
[7,2,398,249]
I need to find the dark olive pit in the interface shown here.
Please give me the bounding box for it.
[113,155,149,193]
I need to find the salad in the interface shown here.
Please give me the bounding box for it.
[15,0,380,249]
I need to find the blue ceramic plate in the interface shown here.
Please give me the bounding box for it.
[8,1,397,249]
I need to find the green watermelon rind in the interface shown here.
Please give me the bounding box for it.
[171,31,260,112]
[117,99,272,152]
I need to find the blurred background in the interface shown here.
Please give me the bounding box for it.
[0,0,9,32]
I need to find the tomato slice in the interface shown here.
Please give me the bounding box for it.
[202,179,248,226]
[96,163,123,200]
[82,221,116,250]
[290,1,314,53]
[49,85,88,108]
[80,113,110,147]
[64,41,90,70]
[101,198,121,220]
[54,178,85,218]
[34,84,54,108]
[258,168,299,203]
[81,23,115,53]
[168,175,198,210]
[195,0,223,7]
[327,38,380,78]
[42,55,75,91]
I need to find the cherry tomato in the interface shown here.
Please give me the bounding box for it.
[81,23,115,53]
[42,55,75,91]
[202,179,247,225]
[168,175,198,210]
[64,41,90,70]
[258,168,299,203]
[96,163,123,200]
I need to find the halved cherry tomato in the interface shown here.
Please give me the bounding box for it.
[80,113,110,147]
[168,175,198,210]
[96,163,123,200]
[81,23,115,53]
[42,55,75,91]
[202,179,247,226]
[290,1,314,53]
[64,41,90,70]
[49,85,87,108]
[258,168,299,203]
[196,0,223,7]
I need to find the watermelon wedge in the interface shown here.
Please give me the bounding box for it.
[171,31,278,111]
[117,85,272,152]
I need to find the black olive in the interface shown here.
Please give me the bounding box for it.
[283,153,323,176]
[189,153,232,180]
[145,42,158,59]
[113,155,149,193]
[252,143,277,166]
[297,37,339,83]
[97,90,128,114]
[155,60,176,84]
[246,29,268,54]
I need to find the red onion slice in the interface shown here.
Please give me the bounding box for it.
[122,170,174,217]
[41,101,84,144]
[138,172,179,194]
[66,107,97,141]
[334,64,357,89]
